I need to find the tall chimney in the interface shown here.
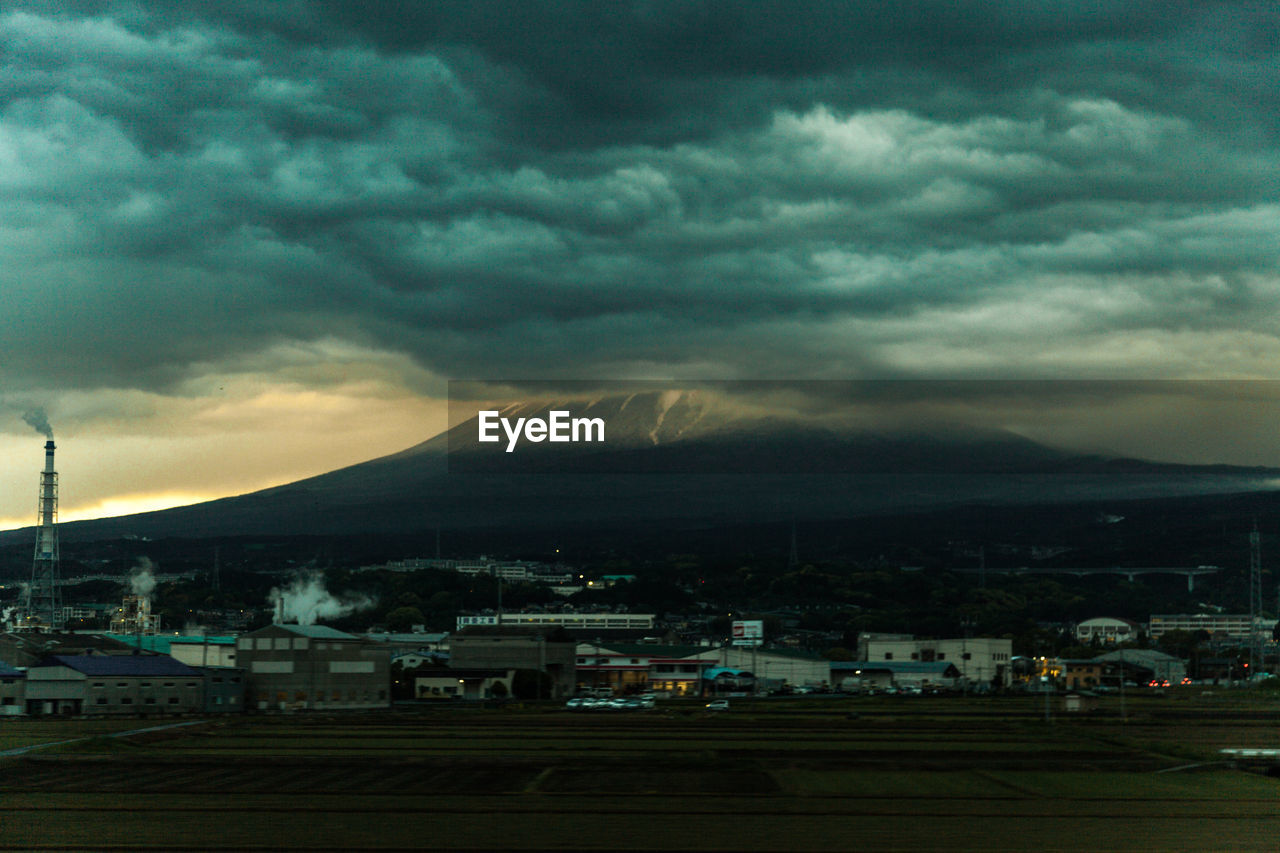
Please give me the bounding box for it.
[22,439,62,630]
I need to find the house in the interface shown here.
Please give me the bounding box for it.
[236,623,391,711]
[1059,659,1105,690]
[574,642,713,696]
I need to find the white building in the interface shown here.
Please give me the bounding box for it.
[457,612,655,631]
[1075,617,1142,645]
[685,646,831,689]
[862,637,1012,688]
[1149,614,1267,641]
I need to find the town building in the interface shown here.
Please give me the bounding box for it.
[235,624,391,711]
[0,659,24,715]
[457,612,656,632]
[415,667,514,701]
[198,667,245,712]
[574,642,712,695]
[1148,614,1266,642]
[24,654,203,716]
[1059,658,1106,690]
[831,660,961,691]
[1074,617,1142,645]
[0,632,140,668]
[449,627,576,698]
[686,646,831,690]
[169,637,238,668]
[862,637,1013,688]
[1094,649,1186,685]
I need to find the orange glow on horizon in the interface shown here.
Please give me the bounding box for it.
[0,492,218,532]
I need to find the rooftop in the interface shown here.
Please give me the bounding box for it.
[43,654,201,677]
[251,624,358,640]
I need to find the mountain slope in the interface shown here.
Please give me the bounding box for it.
[6,391,1278,542]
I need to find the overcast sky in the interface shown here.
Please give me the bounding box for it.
[2,2,1280,528]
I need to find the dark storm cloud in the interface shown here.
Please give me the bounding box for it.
[2,0,1280,411]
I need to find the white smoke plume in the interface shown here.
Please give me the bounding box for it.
[22,409,53,439]
[269,571,375,626]
[128,557,157,598]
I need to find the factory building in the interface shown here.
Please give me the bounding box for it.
[415,667,514,701]
[23,654,204,716]
[108,595,162,635]
[0,632,137,668]
[199,667,246,712]
[0,659,24,715]
[862,637,1013,689]
[236,624,391,711]
[169,637,238,668]
[449,627,577,698]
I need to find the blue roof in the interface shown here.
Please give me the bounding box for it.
[0,660,22,678]
[45,654,200,677]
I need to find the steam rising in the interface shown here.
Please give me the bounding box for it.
[129,557,157,598]
[22,409,53,439]
[269,571,375,626]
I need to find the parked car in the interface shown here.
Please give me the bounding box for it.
[705,699,730,711]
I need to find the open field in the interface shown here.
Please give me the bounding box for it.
[1,696,1278,851]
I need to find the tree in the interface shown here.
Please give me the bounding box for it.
[385,606,426,633]
[511,669,554,701]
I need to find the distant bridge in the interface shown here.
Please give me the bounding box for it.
[955,565,1223,591]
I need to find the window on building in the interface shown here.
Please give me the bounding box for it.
[962,653,971,660]
[95,697,107,705]
[145,698,156,705]
[884,653,893,660]
[293,638,309,650]
[274,638,291,650]
[937,653,945,660]
[121,697,133,705]
[256,638,272,650]
[92,682,104,688]
[168,697,179,705]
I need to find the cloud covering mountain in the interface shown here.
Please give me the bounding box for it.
[2,2,1279,524]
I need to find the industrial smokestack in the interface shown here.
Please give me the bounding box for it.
[21,438,62,630]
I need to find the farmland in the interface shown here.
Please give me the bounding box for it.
[1,694,1278,851]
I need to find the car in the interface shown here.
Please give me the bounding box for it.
[705,699,730,711]
[565,697,584,709]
